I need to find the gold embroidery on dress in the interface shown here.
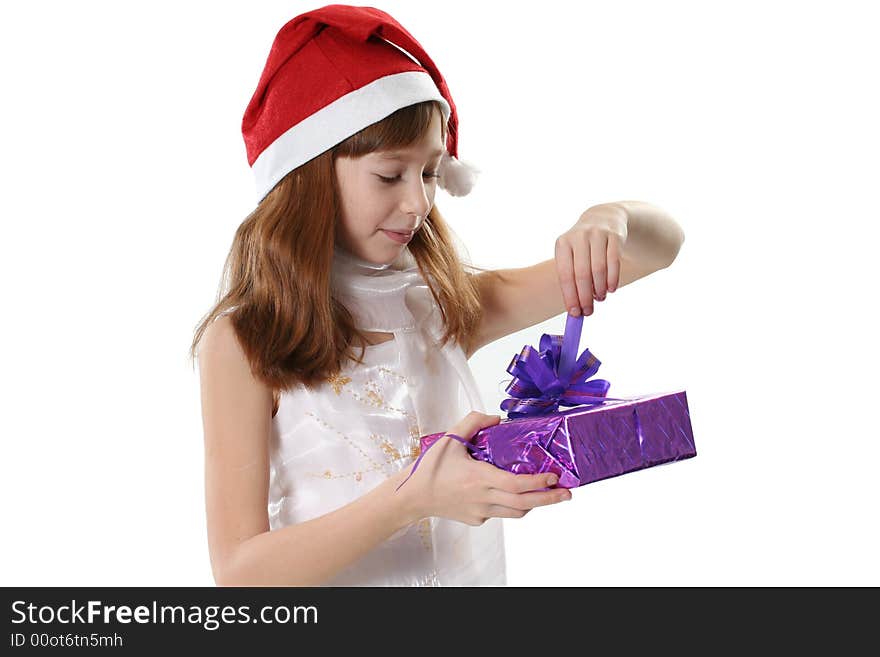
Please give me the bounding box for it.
[326,371,352,395]
[349,379,408,414]
[408,422,423,458]
[328,360,414,419]
[311,465,384,482]
[303,353,422,484]
[378,437,401,461]
[306,412,383,470]
[304,412,415,482]
[408,422,422,456]
[417,518,433,552]
[365,381,384,407]
[378,365,408,384]
[366,431,406,463]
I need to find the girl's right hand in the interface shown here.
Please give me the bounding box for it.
[394,411,573,526]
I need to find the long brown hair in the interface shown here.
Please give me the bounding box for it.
[189,100,498,393]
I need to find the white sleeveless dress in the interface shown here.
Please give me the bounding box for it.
[266,246,507,586]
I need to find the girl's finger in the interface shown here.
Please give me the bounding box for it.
[590,231,609,302]
[606,233,621,293]
[554,238,581,316]
[573,235,594,316]
[484,466,557,494]
[488,488,571,511]
[484,505,531,519]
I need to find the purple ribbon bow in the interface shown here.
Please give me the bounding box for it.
[395,314,626,492]
[501,313,615,418]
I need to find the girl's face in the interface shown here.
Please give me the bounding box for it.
[334,108,446,265]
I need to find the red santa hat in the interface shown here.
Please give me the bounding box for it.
[241,4,480,203]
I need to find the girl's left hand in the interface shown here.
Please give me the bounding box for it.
[554,203,628,317]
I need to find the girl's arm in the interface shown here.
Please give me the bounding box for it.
[466,201,685,358]
[198,317,419,586]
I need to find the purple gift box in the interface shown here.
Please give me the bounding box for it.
[419,390,695,489]
[397,314,696,492]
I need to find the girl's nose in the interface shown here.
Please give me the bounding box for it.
[402,177,432,220]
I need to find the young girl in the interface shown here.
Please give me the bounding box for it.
[191,5,684,587]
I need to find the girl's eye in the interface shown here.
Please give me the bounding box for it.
[377,172,441,184]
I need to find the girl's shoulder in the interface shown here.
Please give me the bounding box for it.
[198,313,277,424]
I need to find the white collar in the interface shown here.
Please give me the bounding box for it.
[330,244,433,332]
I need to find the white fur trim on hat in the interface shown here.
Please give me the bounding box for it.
[252,71,451,203]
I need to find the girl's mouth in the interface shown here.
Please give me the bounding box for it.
[381,230,413,244]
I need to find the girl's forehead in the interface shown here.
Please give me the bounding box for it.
[376,146,445,161]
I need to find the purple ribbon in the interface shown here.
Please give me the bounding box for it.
[395,314,627,492]
[395,432,476,492]
[501,313,623,418]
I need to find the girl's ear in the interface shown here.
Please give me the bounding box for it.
[437,151,480,197]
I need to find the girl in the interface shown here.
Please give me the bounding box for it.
[191,5,684,587]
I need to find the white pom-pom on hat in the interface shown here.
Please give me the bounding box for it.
[437,151,481,197]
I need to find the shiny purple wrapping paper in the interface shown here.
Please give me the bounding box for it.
[395,314,696,493]
[421,390,696,488]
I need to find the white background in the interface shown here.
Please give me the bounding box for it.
[2,1,878,586]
